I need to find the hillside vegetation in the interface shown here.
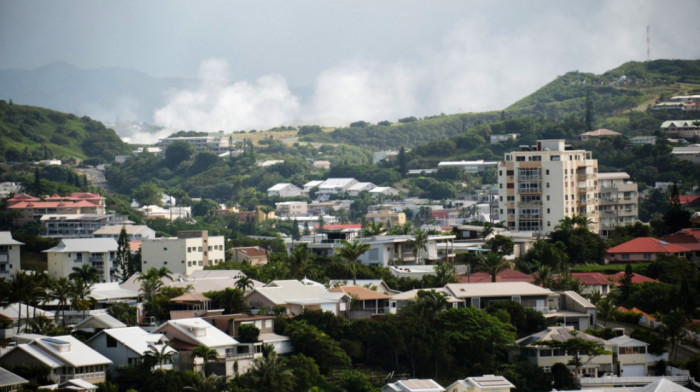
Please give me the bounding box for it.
[0,100,130,163]
[301,60,700,150]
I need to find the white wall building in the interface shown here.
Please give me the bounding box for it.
[315,178,358,200]
[141,231,225,276]
[89,327,177,371]
[497,140,599,234]
[598,172,638,238]
[0,232,23,280]
[45,238,119,282]
[92,224,156,241]
[267,183,303,198]
[275,201,308,217]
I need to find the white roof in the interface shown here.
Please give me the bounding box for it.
[268,183,300,191]
[636,378,693,392]
[318,178,356,189]
[304,180,323,188]
[516,326,606,346]
[450,375,515,390]
[385,379,445,392]
[158,318,238,349]
[92,225,152,236]
[445,282,555,299]
[606,335,648,347]
[90,283,139,301]
[75,313,127,329]
[597,172,630,180]
[347,182,375,192]
[0,232,23,245]
[0,303,54,320]
[43,238,118,253]
[120,271,262,293]
[14,335,112,368]
[391,288,462,303]
[60,378,98,390]
[96,327,176,356]
[661,120,700,128]
[250,280,348,306]
[369,186,398,194]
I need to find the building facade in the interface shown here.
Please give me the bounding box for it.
[0,232,23,279]
[141,231,225,276]
[44,238,119,282]
[497,140,599,234]
[597,172,638,238]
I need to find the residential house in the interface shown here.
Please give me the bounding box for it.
[365,210,406,229]
[548,291,597,331]
[373,150,399,164]
[120,270,261,296]
[88,327,177,370]
[275,201,308,217]
[579,128,621,141]
[44,238,119,283]
[245,280,350,316]
[660,228,700,263]
[497,140,599,234]
[41,214,132,239]
[315,178,358,200]
[0,232,22,280]
[388,288,462,314]
[609,272,658,287]
[267,183,303,198]
[74,313,127,333]
[157,135,236,154]
[0,366,28,391]
[8,193,106,224]
[92,224,156,241]
[0,335,112,384]
[329,285,391,319]
[169,292,216,319]
[457,269,534,284]
[141,230,225,276]
[0,304,54,337]
[605,237,687,263]
[203,314,292,355]
[303,180,324,196]
[154,318,242,376]
[0,182,22,198]
[438,160,498,173]
[370,186,400,197]
[570,272,612,295]
[660,120,700,138]
[630,136,656,145]
[444,282,558,313]
[671,144,700,164]
[513,326,612,377]
[446,375,515,392]
[229,246,269,266]
[597,172,639,238]
[382,379,445,392]
[606,335,655,377]
[138,205,191,220]
[312,160,331,170]
[329,279,400,295]
[490,133,519,144]
[347,182,376,196]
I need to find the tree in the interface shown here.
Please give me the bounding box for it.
[362,221,385,237]
[51,277,72,326]
[191,199,220,217]
[70,279,95,318]
[433,262,456,286]
[234,276,254,293]
[336,240,371,286]
[69,264,100,284]
[662,183,691,235]
[658,308,691,362]
[245,349,294,392]
[408,229,429,263]
[535,335,610,377]
[164,141,194,169]
[192,344,219,375]
[132,181,163,207]
[485,234,514,256]
[596,296,617,327]
[143,343,175,369]
[416,206,433,224]
[397,146,407,177]
[238,324,260,343]
[478,252,512,282]
[9,271,33,332]
[114,226,134,283]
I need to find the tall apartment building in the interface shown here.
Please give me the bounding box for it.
[44,238,119,283]
[597,172,638,238]
[497,140,599,234]
[0,232,23,279]
[141,230,225,276]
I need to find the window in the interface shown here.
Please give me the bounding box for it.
[198,247,203,252]
[546,183,550,188]
[106,335,117,348]
[188,261,192,267]
[471,297,481,309]
[622,253,630,260]
[551,155,560,161]
[507,196,515,201]
[546,169,550,175]
[506,170,514,176]
[164,261,168,265]
[516,156,525,161]
[199,261,203,266]
[188,247,192,253]
[163,247,167,251]
[547,208,550,213]
[644,253,651,260]
[540,349,552,357]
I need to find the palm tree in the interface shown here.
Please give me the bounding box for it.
[362,221,385,237]
[9,271,32,333]
[478,252,512,282]
[533,264,556,289]
[234,275,255,293]
[143,343,175,369]
[69,264,100,284]
[480,222,495,239]
[433,262,456,286]
[287,244,311,277]
[183,375,230,392]
[416,205,433,224]
[27,315,54,335]
[51,277,72,326]
[246,350,294,392]
[409,229,429,264]
[336,240,371,286]
[596,296,617,327]
[70,279,95,318]
[192,344,219,376]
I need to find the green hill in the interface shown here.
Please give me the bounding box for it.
[0,100,130,163]
[300,60,700,150]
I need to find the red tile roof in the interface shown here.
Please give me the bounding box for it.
[660,229,700,252]
[678,195,700,205]
[606,237,688,254]
[610,272,658,285]
[329,285,390,300]
[432,210,450,219]
[571,272,612,286]
[232,246,267,257]
[457,268,534,283]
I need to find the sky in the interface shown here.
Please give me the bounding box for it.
[1,0,699,133]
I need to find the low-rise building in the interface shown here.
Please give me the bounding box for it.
[606,335,655,377]
[0,232,22,280]
[490,133,519,144]
[0,335,112,384]
[315,178,358,200]
[661,120,700,138]
[92,224,156,241]
[41,214,132,239]
[446,375,515,392]
[630,136,656,145]
[671,144,700,164]
[0,182,22,198]
[598,172,638,238]
[229,246,269,266]
[370,186,400,197]
[245,280,350,316]
[438,160,498,173]
[605,237,687,263]
[329,285,391,319]
[141,230,225,276]
[365,210,406,229]
[579,128,621,141]
[0,366,28,391]
[444,282,557,313]
[275,201,308,217]
[347,182,376,196]
[8,193,106,223]
[267,183,303,198]
[88,327,177,370]
[382,379,445,392]
[45,238,119,282]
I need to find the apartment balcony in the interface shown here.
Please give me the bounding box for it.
[518,188,541,194]
[0,254,8,263]
[577,185,597,192]
[519,201,542,207]
[518,175,541,181]
[518,214,542,219]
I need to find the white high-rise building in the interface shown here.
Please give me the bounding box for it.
[597,172,638,238]
[0,232,23,279]
[497,140,599,234]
